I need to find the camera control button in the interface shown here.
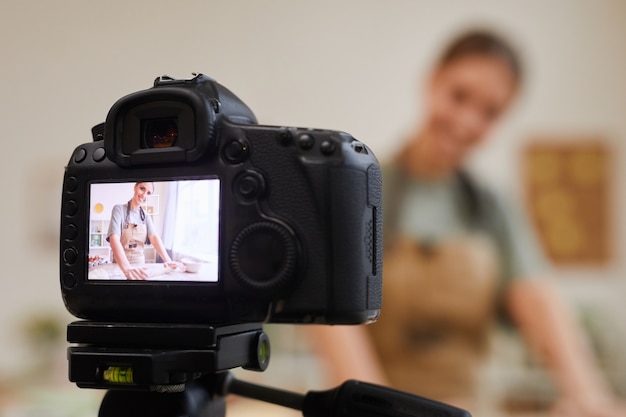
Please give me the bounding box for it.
[64,224,78,241]
[223,140,249,164]
[320,140,336,155]
[66,176,79,192]
[298,134,314,150]
[239,176,260,197]
[74,148,87,163]
[63,248,78,264]
[92,147,106,162]
[234,170,266,202]
[64,200,79,217]
[62,272,77,289]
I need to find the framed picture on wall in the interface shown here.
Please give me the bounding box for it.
[90,233,102,248]
[523,138,612,266]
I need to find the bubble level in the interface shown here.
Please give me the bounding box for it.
[103,366,134,384]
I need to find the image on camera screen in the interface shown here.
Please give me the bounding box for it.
[87,179,220,282]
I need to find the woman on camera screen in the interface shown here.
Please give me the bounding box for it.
[107,181,185,280]
[309,29,626,416]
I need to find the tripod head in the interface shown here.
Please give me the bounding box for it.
[67,321,470,417]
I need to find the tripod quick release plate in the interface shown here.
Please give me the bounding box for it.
[67,321,269,391]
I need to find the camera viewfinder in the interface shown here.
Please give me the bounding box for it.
[143,118,178,148]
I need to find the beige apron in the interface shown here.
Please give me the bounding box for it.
[120,223,147,265]
[367,234,500,405]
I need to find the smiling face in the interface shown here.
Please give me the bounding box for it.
[132,182,154,208]
[415,54,518,175]
[401,53,519,177]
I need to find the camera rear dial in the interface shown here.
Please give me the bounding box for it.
[229,222,297,294]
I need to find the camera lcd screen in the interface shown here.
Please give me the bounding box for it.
[87,179,220,282]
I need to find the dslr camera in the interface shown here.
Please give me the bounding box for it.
[60,73,383,327]
[59,74,470,417]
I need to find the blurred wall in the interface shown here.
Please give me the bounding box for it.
[1,0,625,387]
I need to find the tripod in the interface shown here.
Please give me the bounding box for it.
[67,321,471,417]
[98,371,472,417]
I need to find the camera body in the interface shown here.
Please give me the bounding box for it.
[60,74,382,325]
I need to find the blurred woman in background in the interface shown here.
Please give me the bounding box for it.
[309,29,626,416]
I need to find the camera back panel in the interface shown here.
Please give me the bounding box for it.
[60,74,382,325]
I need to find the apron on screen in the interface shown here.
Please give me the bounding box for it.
[120,222,147,265]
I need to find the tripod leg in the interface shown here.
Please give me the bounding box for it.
[99,390,184,417]
[184,383,226,417]
[98,389,226,417]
